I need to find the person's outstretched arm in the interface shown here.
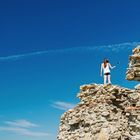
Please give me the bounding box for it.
[109,63,116,69]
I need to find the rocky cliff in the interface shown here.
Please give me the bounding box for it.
[57,46,140,140]
[126,45,140,81]
[57,84,140,140]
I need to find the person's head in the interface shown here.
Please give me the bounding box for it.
[103,58,109,67]
[104,58,109,63]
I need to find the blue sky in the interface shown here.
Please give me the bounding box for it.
[0,0,140,140]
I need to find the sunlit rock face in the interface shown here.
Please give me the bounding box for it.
[57,46,140,140]
[57,84,140,140]
[126,45,140,81]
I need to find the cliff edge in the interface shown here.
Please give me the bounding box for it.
[57,46,140,140]
[57,84,140,140]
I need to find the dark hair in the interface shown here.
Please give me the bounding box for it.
[103,59,109,68]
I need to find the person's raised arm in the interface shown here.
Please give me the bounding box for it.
[109,63,116,69]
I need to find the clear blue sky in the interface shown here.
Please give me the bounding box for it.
[0,0,140,140]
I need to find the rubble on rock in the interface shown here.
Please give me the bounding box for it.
[57,84,140,140]
[126,45,140,81]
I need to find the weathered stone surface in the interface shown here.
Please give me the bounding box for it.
[57,84,140,140]
[57,46,140,140]
[126,45,140,81]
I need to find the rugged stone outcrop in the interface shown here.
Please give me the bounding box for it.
[126,45,140,81]
[58,46,140,140]
[57,84,140,140]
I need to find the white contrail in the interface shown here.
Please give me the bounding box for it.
[0,42,139,61]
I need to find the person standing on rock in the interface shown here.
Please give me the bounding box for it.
[100,59,116,85]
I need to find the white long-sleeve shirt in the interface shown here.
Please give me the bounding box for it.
[103,63,110,74]
[101,63,115,75]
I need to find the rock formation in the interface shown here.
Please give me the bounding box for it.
[58,46,140,140]
[126,45,140,81]
[57,84,140,140]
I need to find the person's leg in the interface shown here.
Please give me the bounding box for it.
[104,75,107,85]
[108,74,111,84]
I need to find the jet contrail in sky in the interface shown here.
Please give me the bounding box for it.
[0,42,139,61]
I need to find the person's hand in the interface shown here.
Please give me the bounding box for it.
[100,73,102,77]
[113,66,116,69]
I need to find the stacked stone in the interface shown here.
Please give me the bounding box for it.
[57,84,140,140]
[126,45,140,81]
